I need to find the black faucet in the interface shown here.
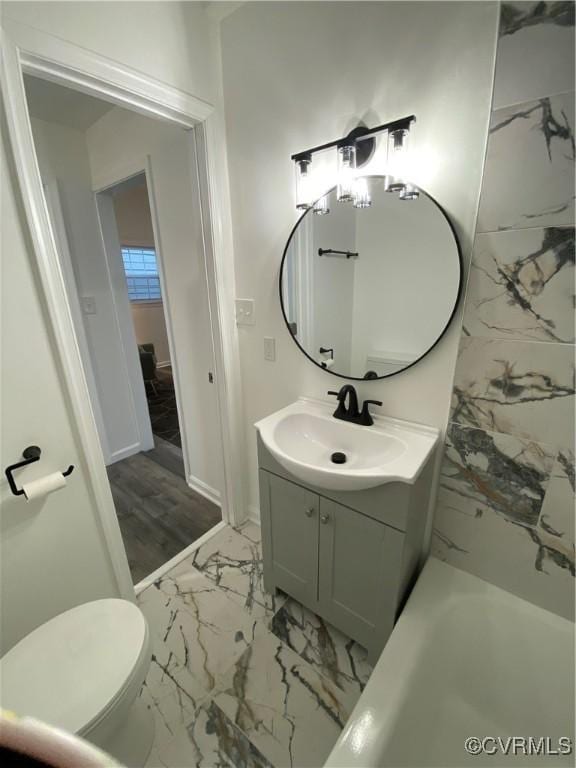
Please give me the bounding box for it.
[328,386,382,426]
[328,385,359,421]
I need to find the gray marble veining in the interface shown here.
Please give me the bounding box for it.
[451,336,575,447]
[538,448,575,563]
[137,523,369,767]
[433,429,575,621]
[270,598,372,700]
[477,92,575,232]
[433,492,575,621]
[212,629,355,768]
[138,561,262,703]
[494,4,574,110]
[142,643,272,768]
[187,522,287,621]
[435,0,575,622]
[463,228,575,342]
[437,423,555,526]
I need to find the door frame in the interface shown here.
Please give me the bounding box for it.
[1,20,247,599]
[94,186,155,462]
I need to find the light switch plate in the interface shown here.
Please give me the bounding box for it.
[264,336,276,361]
[81,296,97,315]
[235,298,255,326]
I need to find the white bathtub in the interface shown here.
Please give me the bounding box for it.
[326,558,575,767]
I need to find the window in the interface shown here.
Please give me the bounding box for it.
[121,247,162,302]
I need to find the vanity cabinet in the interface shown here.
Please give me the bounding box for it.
[258,435,434,663]
[263,472,319,607]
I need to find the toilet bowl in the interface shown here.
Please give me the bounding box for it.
[0,599,154,767]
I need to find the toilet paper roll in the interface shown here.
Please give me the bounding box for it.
[22,472,67,501]
[319,357,335,370]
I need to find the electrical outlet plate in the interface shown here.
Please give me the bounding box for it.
[235,298,255,326]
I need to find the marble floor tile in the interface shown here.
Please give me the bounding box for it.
[270,598,372,701]
[138,565,260,702]
[477,91,575,232]
[451,336,575,447]
[144,697,273,768]
[140,640,200,725]
[212,629,355,768]
[438,423,555,526]
[463,228,575,343]
[186,523,286,620]
[432,500,575,621]
[494,2,575,109]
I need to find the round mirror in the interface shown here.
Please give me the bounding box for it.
[280,176,462,379]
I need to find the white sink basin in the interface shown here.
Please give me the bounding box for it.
[255,398,438,491]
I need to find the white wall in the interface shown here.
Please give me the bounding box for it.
[0,0,223,649]
[0,114,120,653]
[113,183,172,366]
[350,189,460,375]
[30,116,150,464]
[2,1,217,104]
[113,183,155,247]
[87,107,224,498]
[220,1,498,514]
[130,304,171,367]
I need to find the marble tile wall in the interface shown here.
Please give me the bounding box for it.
[432,1,575,620]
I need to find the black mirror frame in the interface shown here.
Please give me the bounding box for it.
[278,177,464,381]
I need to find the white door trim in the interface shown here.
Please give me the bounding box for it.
[1,21,246,598]
[142,157,195,494]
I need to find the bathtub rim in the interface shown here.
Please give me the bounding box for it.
[325,556,574,768]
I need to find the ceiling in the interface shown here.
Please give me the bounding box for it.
[24,74,115,132]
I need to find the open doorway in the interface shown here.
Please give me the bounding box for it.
[113,179,181,447]
[23,73,224,585]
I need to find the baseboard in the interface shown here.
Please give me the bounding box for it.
[247,503,260,525]
[107,442,141,465]
[156,360,171,369]
[187,473,221,507]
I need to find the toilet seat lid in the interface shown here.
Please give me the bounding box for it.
[0,599,148,735]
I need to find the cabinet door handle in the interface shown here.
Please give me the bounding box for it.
[305,507,315,517]
[320,513,330,524]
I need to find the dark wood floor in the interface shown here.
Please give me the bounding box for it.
[107,437,220,584]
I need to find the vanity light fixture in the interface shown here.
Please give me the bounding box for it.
[337,143,357,203]
[291,115,415,211]
[353,177,372,208]
[295,154,313,210]
[384,127,410,193]
[313,194,330,215]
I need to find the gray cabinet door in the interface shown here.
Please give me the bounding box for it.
[260,471,320,609]
[318,498,405,657]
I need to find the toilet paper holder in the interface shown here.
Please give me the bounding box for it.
[5,446,74,497]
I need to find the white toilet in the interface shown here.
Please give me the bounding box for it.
[0,599,154,767]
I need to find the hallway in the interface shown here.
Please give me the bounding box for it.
[107,437,220,583]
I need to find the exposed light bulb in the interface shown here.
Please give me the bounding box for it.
[384,127,410,193]
[295,156,313,210]
[313,194,330,215]
[337,144,356,203]
[353,177,372,208]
